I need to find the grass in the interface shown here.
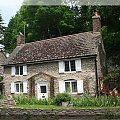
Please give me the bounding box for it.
[16,104,120,109]
[16,104,67,109]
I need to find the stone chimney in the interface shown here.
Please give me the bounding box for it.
[92,9,101,32]
[16,32,25,46]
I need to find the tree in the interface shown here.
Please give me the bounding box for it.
[0,13,4,41]
[3,5,120,68]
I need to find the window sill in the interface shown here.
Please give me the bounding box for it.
[59,71,82,74]
[11,75,27,77]
[64,71,77,73]
[66,92,77,94]
[14,92,24,94]
[71,92,78,95]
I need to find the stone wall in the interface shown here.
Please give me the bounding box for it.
[0,107,120,118]
[3,57,96,96]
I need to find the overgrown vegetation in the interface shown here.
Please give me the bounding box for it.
[14,95,54,105]
[71,95,120,107]
[103,68,120,81]
[14,94,120,108]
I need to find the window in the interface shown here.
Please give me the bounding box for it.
[65,80,77,93]
[40,86,47,93]
[11,81,27,93]
[65,60,76,72]
[59,59,81,73]
[11,65,27,76]
[59,79,83,94]
[15,66,23,75]
[15,82,23,93]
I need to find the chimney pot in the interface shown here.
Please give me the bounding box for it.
[16,32,25,46]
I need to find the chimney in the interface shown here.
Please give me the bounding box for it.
[16,32,25,46]
[92,9,101,32]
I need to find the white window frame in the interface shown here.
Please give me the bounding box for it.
[58,59,81,73]
[11,81,28,94]
[65,80,78,94]
[11,65,27,76]
[14,81,23,93]
[64,60,76,72]
[15,66,23,76]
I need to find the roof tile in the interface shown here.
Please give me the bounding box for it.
[5,32,100,65]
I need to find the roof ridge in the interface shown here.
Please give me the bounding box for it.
[25,31,95,45]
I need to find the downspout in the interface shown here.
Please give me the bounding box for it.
[94,56,99,96]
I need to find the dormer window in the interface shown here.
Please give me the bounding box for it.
[59,59,81,73]
[11,65,27,76]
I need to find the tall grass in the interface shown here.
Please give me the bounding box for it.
[14,95,54,105]
[14,94,120,107]
[71,95,120,107]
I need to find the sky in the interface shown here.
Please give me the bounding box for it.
[0,0,24,26]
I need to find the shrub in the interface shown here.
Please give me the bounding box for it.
[103,68,120,82]
[54,93,71,106]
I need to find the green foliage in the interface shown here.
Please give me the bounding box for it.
[54,93,71,106]
[0,13,5,42]
[2,5,120,66]
[14,94,120,107]
[71,94,120,107]
[103,68,120,82]
[14,95,54,105]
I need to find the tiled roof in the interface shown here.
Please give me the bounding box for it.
[5,32,101,65]
[0,50,6,65]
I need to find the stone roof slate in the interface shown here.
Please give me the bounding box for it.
[5,32,100,65]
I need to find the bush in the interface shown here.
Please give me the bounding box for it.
[54,93,71,106]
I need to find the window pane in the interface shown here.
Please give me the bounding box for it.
[15,66,19,75]
[65,82,70,92]
[15,84,19,92]
[20,83,23,92]
[20,66,23,75]
[70,60,76,71]
[72,82,77,92]
[65,61,70,71]
[40,86,47,93]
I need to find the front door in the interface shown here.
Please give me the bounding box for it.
[38,82,48,100]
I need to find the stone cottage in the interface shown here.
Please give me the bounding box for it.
[3,12,106,99]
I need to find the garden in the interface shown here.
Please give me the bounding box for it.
[13,93,120,108]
